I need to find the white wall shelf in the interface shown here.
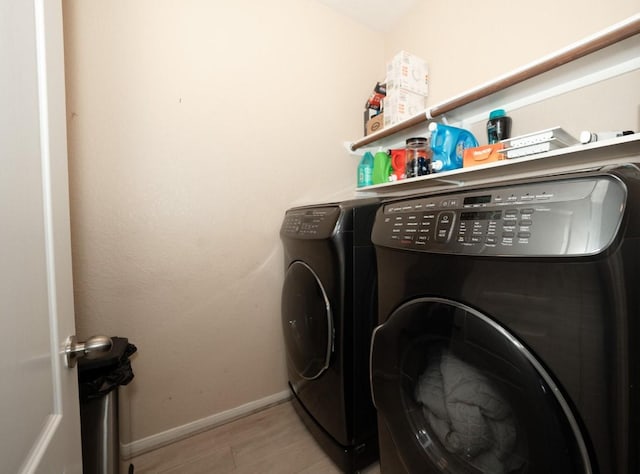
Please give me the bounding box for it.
[355,133,640,195]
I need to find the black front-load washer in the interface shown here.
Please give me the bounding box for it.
[280,198,381,472]
[370,163,640,474]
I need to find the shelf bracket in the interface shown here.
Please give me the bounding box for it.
[343,141,361,155]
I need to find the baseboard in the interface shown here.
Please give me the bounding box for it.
[120,389,291,460]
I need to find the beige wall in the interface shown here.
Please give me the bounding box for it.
[62,0,383,442]
[62,0,638,446]
[387,0,639,107]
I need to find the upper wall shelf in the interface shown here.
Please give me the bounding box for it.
[349,14,640,154]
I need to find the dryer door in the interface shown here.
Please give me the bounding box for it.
[281,261,333,380]
[371,297,592,474]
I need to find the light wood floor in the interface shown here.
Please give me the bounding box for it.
[128,401,381,474]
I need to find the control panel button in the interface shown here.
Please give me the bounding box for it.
[435,211,455,243]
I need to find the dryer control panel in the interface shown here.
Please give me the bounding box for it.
[281,207,341,239]
[372,175,627,256]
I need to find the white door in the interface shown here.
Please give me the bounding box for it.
[1,0,83,472]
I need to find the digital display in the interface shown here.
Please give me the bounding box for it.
[463,195,492,205]
[461,211,502,221]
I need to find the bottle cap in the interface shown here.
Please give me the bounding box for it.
[489,109,506,119]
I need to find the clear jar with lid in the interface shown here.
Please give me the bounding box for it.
[405,137,431,178]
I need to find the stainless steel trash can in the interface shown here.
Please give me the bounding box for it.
[80,388,120,473]
[78,337,136,474]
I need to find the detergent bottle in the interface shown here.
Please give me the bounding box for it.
[428,122,478,172]
[357,151,374,187]
[487,109,512,144]
[372,149,392,185]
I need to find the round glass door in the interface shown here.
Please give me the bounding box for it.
[281,261,333,380]
[371,297,592,474]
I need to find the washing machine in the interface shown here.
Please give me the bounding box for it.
[369,163,640,474]
[280,198,381,472]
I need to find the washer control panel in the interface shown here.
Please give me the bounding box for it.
[372,176,626,256]
[281,206,341,239]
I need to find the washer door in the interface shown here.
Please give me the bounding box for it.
[371,297,592,474]
[281,261,333,380]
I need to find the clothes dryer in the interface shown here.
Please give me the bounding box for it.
[370,164,640,474]
[280,198,381,472]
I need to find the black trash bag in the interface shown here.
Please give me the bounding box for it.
[78,336,137,402]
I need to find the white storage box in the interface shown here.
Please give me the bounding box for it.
[384,89,427,127]
[386,50,429,96]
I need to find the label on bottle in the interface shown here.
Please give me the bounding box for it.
[357,164,373,187]
[487,122,499,144]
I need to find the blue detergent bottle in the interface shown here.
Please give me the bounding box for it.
[357,151,374,187]
[428,122,478,172]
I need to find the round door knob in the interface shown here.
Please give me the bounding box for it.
[65,335,113,368]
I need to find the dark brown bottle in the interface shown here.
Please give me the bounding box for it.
[487,109,512,144]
